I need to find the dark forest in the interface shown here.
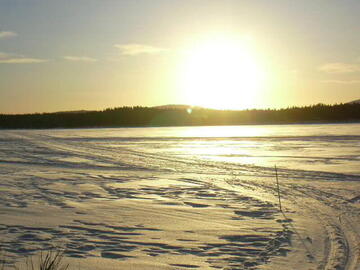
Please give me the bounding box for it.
[1,103,359,129]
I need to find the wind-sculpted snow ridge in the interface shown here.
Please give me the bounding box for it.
[0,126,359,270]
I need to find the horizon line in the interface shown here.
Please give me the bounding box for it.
[1,101,358,115]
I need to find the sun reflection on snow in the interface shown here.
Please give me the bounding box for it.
[172,138,268,166]
[175,125,269,138]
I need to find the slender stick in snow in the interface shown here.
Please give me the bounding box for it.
[275,165,282,212]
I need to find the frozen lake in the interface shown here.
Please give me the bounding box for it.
[1,123,359,178]
[0,123,359,270]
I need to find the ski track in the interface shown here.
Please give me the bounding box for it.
[227,178,360,270]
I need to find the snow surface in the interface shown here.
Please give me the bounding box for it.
[0,124,359,270]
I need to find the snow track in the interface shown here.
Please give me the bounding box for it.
[228,176,360,270]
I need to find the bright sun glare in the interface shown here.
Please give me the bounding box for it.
[179,36,266,110]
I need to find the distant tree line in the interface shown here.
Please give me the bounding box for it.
[0,103,359,129]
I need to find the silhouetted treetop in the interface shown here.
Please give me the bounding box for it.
[0,103,359,129]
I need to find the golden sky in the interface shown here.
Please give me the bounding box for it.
[0,0,359,113]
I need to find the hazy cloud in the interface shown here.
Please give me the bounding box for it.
[114,43,166,55]
[64,56,97,62]
[320,79,360,84]
[0,31,17,39]
[0,52,47,64]
[318,62,360,73]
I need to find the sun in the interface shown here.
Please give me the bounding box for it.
[178,36,266,110]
